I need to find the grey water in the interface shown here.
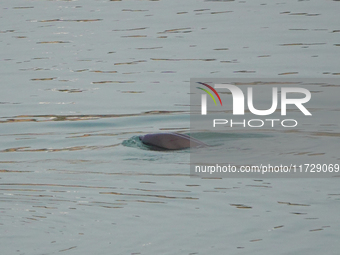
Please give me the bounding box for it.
[1,0,340,254]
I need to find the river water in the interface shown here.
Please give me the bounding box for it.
[1,0,340,254]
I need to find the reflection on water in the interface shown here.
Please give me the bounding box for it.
[0,111,186,124]
[1,109,339,253]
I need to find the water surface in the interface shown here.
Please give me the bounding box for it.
[1,0,340,254]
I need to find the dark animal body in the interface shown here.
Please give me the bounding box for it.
[139,133,207,150]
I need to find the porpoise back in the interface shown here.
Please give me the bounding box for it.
[139,133,207,150]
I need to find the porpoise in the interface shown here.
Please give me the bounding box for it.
[139,133,207,150]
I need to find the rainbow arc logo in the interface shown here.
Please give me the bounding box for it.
[196,82,223,106]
